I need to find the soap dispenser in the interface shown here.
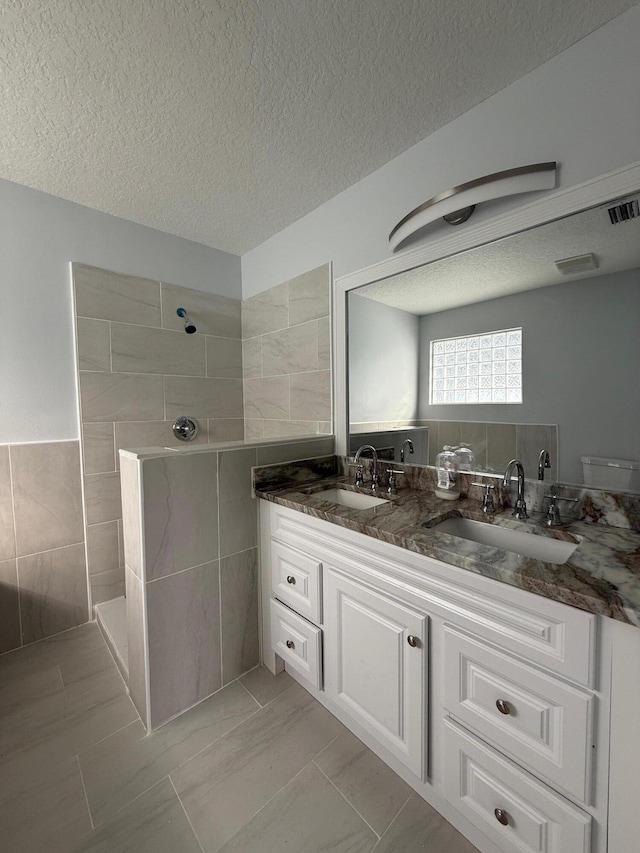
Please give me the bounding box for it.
[435,446,460,500]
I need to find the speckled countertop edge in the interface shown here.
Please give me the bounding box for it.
[257,475,640,627]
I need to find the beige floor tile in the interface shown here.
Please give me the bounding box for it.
[72,778,202,853]
[373,793,480,853]
[172,682,345,852]
[80,681,258,826]
[314,729,412,836]
[239,664,295,707]
[218,762,377,853]
[0,755,92,853]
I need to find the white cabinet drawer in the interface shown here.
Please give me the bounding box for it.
[270,598,322,689]
[443,626,594,803]
[271,541,322,625]
[443,719,591,853]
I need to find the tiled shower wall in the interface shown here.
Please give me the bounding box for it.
[242,265,332,440]
[0,441,87,654]
[73,264,244,610]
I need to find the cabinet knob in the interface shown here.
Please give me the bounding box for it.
[496,699,512,715]
[407,635,420,648]
[286,575,296,584]
[494,808,509,826]
[286,639,295,649]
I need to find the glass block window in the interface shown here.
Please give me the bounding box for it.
[430,328,522,404]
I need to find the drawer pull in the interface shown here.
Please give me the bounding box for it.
[286,575,296,584]
[407,635,420,648]
[494,808,510,826]
[496,699,512,715]
[286,639,295,649]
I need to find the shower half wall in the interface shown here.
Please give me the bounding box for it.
[72,263,245,611]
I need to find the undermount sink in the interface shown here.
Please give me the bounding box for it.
[314,488,390,510]
[432,517,579,565]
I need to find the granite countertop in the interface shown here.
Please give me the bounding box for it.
[257,475,640,626]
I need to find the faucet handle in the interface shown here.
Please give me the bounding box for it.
[348,462,364,486]
[386,469,404,494]
[471,482,496,513]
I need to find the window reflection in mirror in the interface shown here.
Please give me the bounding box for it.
[348,199,640,491]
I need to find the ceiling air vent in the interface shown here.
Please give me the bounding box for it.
[607,199,639,224]
[554,253,598,275]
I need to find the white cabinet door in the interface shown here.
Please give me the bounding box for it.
[323,566,427,778]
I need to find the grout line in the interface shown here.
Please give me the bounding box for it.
[370,790,414,851]
[75,754,95,831]
[312,761,381,840]
[168,776,206,853]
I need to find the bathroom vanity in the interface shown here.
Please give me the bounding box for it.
[257,473,640,853]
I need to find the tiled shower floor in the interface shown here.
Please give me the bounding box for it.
[0,623,479,853]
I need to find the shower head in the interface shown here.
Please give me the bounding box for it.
[176,307,197,334]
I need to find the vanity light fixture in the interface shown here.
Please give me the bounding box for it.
[388,162,557,252]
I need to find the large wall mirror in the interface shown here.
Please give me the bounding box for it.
[334,164,640,493]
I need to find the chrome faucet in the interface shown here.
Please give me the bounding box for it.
[503,459,528,519]
[538,449,551,481]
[353,444,379,491]
[400,438,414,463]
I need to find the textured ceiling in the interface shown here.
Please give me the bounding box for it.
[1,0,637,255]
[357,199,640,314]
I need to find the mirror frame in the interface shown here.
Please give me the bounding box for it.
[333,159,640,460]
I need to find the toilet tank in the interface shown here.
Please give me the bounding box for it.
[581,456,640,491]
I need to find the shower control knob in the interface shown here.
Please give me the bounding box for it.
[172,416,199,442]
[286,576,296,584]
[286,640,295,649]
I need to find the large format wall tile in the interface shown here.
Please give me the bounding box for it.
[262,419,318,438]
[287,265,331,326]
[206,336,243,379]
[0,558,20,653]
[80,372,165,422]
[208,418,245,443]
[0,445,16,561]
[11,441,84,556]
[125,567,148,727]
[120,457,142,578]
[244,376,289,420]
[90,567,126,607]
[318,316,331,370]
[76,318,111,372]
[262,323,318,376]
[486,423,517,470]
[17,543,88,644]
[290,370,331,421]
[161,282,241,339]
[221,548,258,684]
[111,323,205,376]
[84,472,122,525]
[164,376,243,421]
[242,281,288,339]
[86,521,120,575]
[83,423,116,474]
[242,337,262,379]
[74,264,161,327]
[147,560,222,728]
[143,453,218,580]
[218,448,258,557]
